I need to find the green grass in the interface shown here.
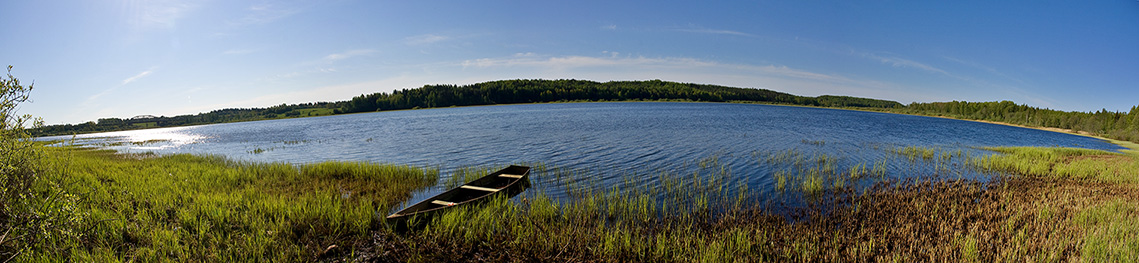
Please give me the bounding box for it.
[1076,199,1139,261]
[969,147,1139,183]
[277,108,335,118]
[21,143,1139,262]
[757,149,888,196]
[29,147,437,262]
[131,122,158,128]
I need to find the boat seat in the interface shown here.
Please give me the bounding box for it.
[498,174,524,179]
[460,185,500,192]
[431,200,457,206]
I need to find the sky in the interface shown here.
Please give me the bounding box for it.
[2,1,1138,125]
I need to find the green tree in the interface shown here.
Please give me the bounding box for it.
[1,66,80,260]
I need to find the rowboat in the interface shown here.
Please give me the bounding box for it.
[386,165,531,225]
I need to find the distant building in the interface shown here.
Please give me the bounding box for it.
[130,115,158,120]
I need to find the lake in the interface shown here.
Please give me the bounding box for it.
[44,102,1126,206]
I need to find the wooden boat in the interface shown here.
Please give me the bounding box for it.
[386,165,531,225]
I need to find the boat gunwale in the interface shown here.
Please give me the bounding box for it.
[386,165,530,220]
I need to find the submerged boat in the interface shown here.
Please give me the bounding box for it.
[386,165,531,224]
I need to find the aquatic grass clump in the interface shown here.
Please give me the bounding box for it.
[894,146,945,162]
[443,165,497,188]
[757,149,890,196]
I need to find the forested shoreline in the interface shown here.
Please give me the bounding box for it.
[32,79,1139,144]
[31,79,901,136]
[889,101,1139,143]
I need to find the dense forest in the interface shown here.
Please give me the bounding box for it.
[31,79,900,136]
[892,101,1139,143]
[31,79,1139,144]
[32,102,343,136]
[336,79,902,114]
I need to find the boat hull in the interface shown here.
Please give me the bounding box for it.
[385,165,531,229]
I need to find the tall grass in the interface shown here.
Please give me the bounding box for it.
[969,147,1139,183]
[27,147,437,262]
[368,143,1139,261]
[1076,199,1139,261]
[22,141,1139,262]
[756,149,888,196]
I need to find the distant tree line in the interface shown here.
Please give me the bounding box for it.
[336,79,903,114]
[41,79,1139,145]
[32,102,344,136]
[32,79,902,137]
[891,101,1139,143]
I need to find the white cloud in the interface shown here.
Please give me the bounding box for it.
[941,56,1027,85]
[234,2,305,26]
[324,49,377,61]
[223,49,258,55]
[454,53,937,103]
[176,75,436,114]
[855,52,949,75]
[601,24,618,30]
[404,34,450,45]
[122,69,154,85]
[123,0,199,30]
[675,27,754,37]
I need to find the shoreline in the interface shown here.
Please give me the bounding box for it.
[38,100,1139,153]
[25,121,1139,261]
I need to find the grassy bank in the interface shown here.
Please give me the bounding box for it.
[24,147,437,262]
[15,143,1139,262]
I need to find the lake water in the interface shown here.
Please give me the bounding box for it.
[44,102,1126,207]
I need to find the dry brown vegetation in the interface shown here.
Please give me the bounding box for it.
[362,146,1139,262]
[359,177,1138,262]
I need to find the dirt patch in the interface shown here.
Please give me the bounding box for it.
[1064,154,1132,164]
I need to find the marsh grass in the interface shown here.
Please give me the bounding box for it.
[370,171,1139,262]
[363,145,1139,262]
[25,143,1139,262]
[970,147,1139,183]
[1075,199,1139,261]
[29,147,437,262]
[756,149,889,196]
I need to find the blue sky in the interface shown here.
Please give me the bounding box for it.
[3,1,1137,125]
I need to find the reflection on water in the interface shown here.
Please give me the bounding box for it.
[43,126,206,151]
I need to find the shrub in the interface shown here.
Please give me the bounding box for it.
[0,66,80,260]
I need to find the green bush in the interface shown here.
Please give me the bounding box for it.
[0,65,81,260]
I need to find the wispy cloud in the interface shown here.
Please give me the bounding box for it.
[123,0,199,30]
[854,52,948,75]
[675,27,754,37]
[404,34,450,45]
[453,53,947,104]
[324,49,377,61]
[122,69,154,85]
[601,24,618,30]
[461,53,866,87]
[941,56,1026,84]
[234,2,306,26]
[223,48,258,55]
